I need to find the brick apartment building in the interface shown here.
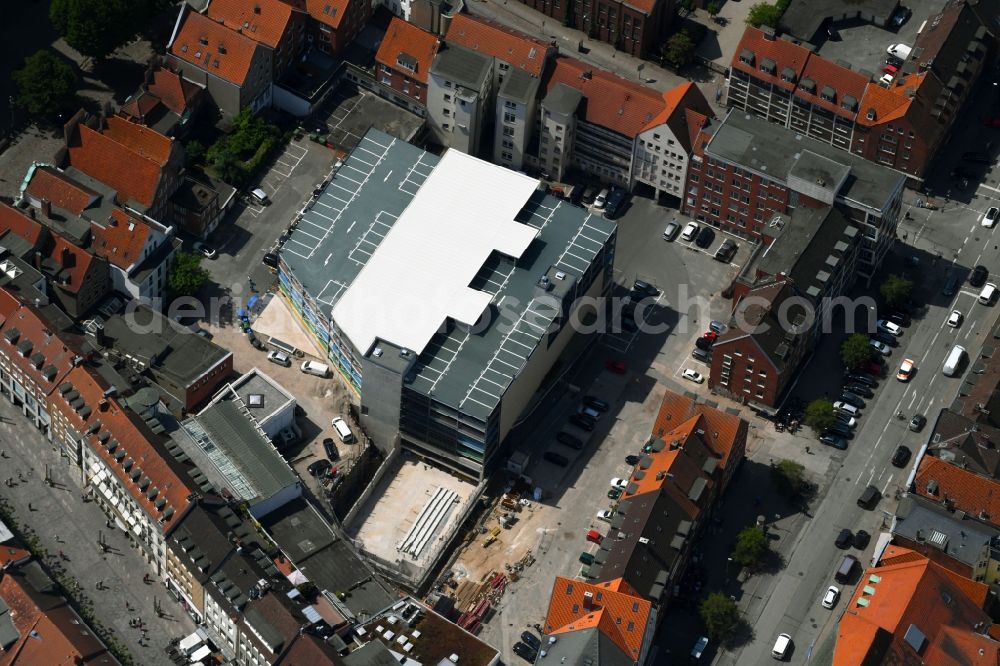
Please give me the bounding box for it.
[206,0,308,80]
[727,12,991,182]
[375,17,440,116]
[514,0,675,57]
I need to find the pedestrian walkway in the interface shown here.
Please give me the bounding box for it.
[0,402,192,666]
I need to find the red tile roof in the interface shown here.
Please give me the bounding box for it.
[0,205,44,247]
[0,205,97,296]
[834,547,999,666]
[652,390,747,472]
[857,72,925,127]
[0,544,30,569]
[304,0,348,29]
[544,57,665,138]
[0,573,111,665]
[148,67,202,115]
[0,299,80,395]
[912,456,1000,525]
[544,577,651,661]
[60,364,194,532]
[731,26,811,92]
[170,8,262,86]
[90,208,152,270]
[66,118,173,210]
[798,54,870,119]
[445,14,551,78]
[207,0,295,50]
[376,18,439,85]
[24,166,99,216]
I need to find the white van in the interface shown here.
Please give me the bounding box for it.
[772,633,792,660]
[300,360,330,377]
[331,416,355,443]
[979,283,998,305]
[886,43,911,63]
[943,345,967,377]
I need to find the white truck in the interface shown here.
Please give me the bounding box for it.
[886,43,912,63]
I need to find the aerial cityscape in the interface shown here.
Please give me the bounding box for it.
[0,0,997,664]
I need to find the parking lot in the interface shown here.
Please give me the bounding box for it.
[314,84,424,152]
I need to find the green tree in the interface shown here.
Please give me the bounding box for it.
[167,251,210,297]
[746,2,783,28]
[880,273,913,308]
[841,332,873,370]
[732,527,769,570]
[771,459,807,495]
[50,0,163,60]
[707,2,721,17]
[805,399,837,432]
[184,140,206,167]
[11,50,77,116]
[663,31,696,70]
[699,592,740,640]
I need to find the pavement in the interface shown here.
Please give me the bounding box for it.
[0,406,193,666]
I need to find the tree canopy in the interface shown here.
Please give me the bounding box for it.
[746,2,783,28]
[12,50,77,117]
[50,0,163,60]
[699,592,740,640]
[167,252,210,298]
[804,399,837,433]
[880,274,913,308]
[771,458,808,496]
[662,31,696,70]
[732,527,769,570]
[841,333,873,370]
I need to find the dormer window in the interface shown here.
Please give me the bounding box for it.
[820,85,836,103]
[760,58,776,75]
[739,48,754,66]
[866,107,877,121]
[396,53,418,73]
[842,95,858,112]
[799,78,816,94]
[780,66,796,83]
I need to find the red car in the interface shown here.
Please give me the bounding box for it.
[985,117,1000,128]
[863,360,885,376]
[702,330,718,343]
[882,63,898,74]
[605,360,627,374]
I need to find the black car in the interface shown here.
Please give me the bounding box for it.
[583,396,610,412]
[262,252,279,268]
[323,437,339,460]
[569,414,595,431]
[909,414,927,432]
[543,451,569,467]
[820,433,848,450]
[971,265,990,287]
[556,432,584,450]
[892,445,913,467]
[625,454,641,465]
[695,337,713,351]
[887,311,911,327]
[307,459,332,477]
[823,425,853,439]
[943,274,960,297]
[569,185,586,206]
[604,188,627,218]
[844,384,873,399]
[695,227,715,248]
[632,280,658,297]
[853,530,871,549]
[963,151,993,165]
[521,631,541,651]
[715,239,738,262]
[835,528,854,549]
[871,332,898,347]
[846,373,878,388]
[512,641,537,662]
[839,393,866,409]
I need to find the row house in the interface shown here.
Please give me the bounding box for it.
[206,0,308,80]
[728,11,991,182]
[515,0,675,58]
[684,110,904,281]
[284,0,373,56]
[374,17,440,117]
[121,64,205,138]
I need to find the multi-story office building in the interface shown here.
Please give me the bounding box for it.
[278,129,616,480]
[426,44,493,154]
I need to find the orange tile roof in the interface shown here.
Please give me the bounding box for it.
[170,8,261,86]
[0,545,30,569]
[445,14,551,78]
[643,81,694,130]
[834,547,999,666]
[913,456,1000,525]
[652,390,746,471]
[0,573,110,665]
[90,208,151,270]
[856,72,925,127]
[148,67,202,115]
[0,300,81,396]
[304,0,348,29]
[544,577,651,661]
[731,26,811,92]
[544,57,665,138]
[376,18,439,85]
[60,364,194,532]
[67,119,171,210]
[24,167,99,215]
[797,54,870,119]
[207,0,295,50]
[684,109,710,151]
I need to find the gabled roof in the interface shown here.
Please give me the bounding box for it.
[304,0,349,29]
[170,7,262,86]
[0,296,81,395]
[731,27,811,92]
[24,167,99,216]
[652,390,748,471]
[375,18,439,85]
[66,117,173,210]
[544,577,651,662]
[797,52,869,119]
[445,13,551,78]
[147,67,202,115]
[913,456,1000,527]
[714,280,810,374]
[543,56,665,138]
[90,208,152,271]
[834,547,999,666]
[0,544,30,569]
[0,204,97,295]
[206,0,295,50]
[857,72,925,127]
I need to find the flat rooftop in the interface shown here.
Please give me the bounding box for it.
[707,111,903,212]
[345,456,477,583]
[780,0,898,42]
[280,129,615,420]
[220,368,295,425]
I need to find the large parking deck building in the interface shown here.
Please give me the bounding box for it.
[279,129,616,480]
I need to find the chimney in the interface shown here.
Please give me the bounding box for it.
[61,247,71,268]
[40,199,51,219]
[254,4,261,13]
[34,251,42,270]
[761,26,776,40]
[582,591,594,609]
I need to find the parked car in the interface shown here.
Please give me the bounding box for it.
[877,319,903,336]
[695,226,715,248]
[695,337,713,352]
[948,309,963,327]
[871,332,898,347]
[609,477,628,490]
[681,221,700,241]
[581,186,597,205]
[943,274,960,296]
[556,432,584,450]
[608,487,623,500]
[862,359,885,376]
[843,384,873,399]
[772,634,792,661]
[193,241,217,259]
[195,328,213,340]
[625,454,641,465]
[543,451,569,467]
[323,438,339,460]
[604,187,627,218]
[835,528,854,549]
[583,396,610,412]
[869,339,892,356]
[853,530,871,549]
[984,207,1000,229]
[839,392,866,409]
[307,459,332,477]
[632,279,658,297]
[846,373,877,388]
[823,424,853,439]
[709,320,727,334]
[820,433,848,450]
[682,369,705,384]
[663,220,680,241]
[267,350,291,367]
[512,641,537,662]
[909,414,927,432]
[892,6,911,25]
[250,188,271,205]
[821,585,841,609]
[521,631,541,651]
[569,414,595,431]
[833,401,860,416]
[892,445,912,467]
[715,239,738,262]
[887,311,911,327]
[858,484,881,509]
[262,252,279,268]
[702,330,719,344]
[592,188,609,210]
[896,358,916,382]
[835,414,858,429]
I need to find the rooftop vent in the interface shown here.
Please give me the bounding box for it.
[373,347,383,358]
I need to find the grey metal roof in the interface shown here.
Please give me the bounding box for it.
[499,68,540,105]
[893,495,1000,567]
[0,597,19,652]
[430,44,491,90]
[543,82,583,116]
